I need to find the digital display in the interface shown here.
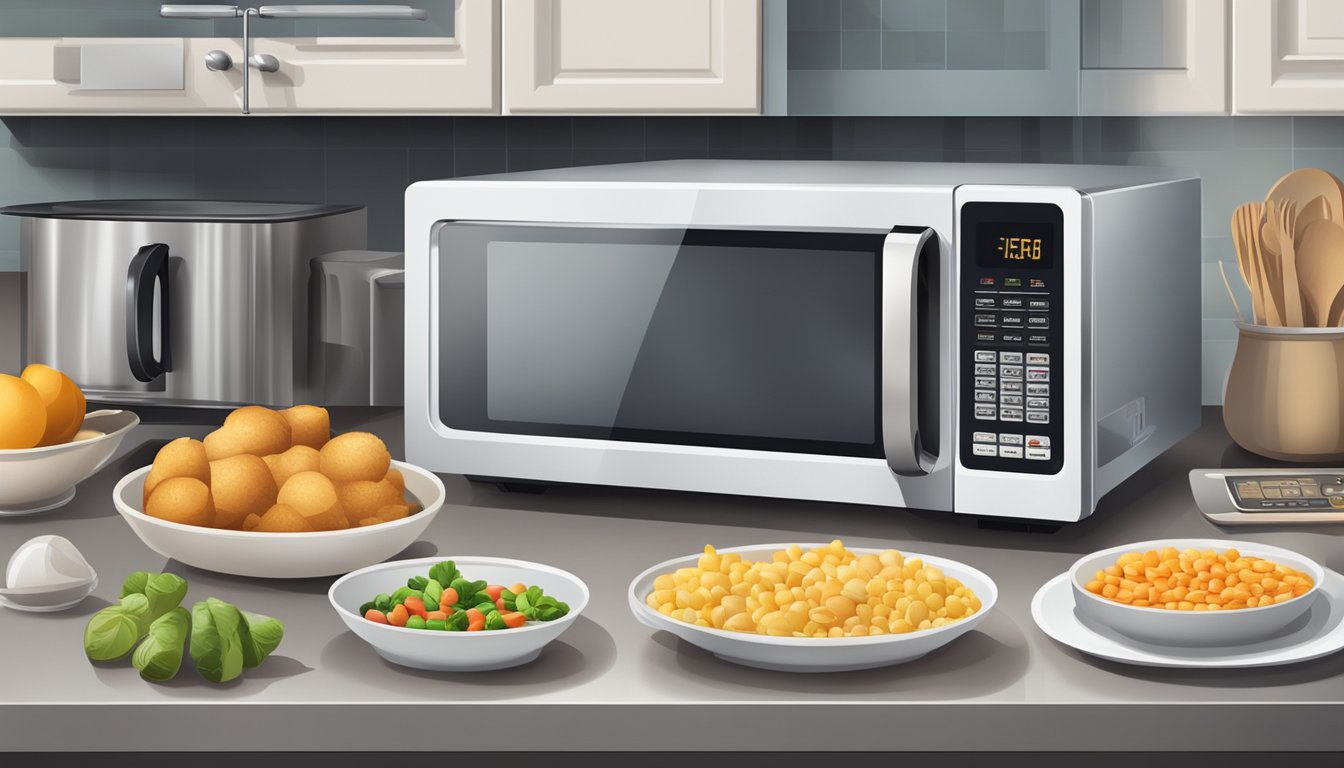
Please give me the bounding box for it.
[976,222,1054,270]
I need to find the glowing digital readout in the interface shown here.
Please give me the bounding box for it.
[975,221,1053,270]
[997,236,1043,261]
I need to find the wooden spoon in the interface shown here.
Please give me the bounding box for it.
[1269,200,1306,326]
[1266,168,1344,229]
[1297,220,1344,327]
[1265,195,1333,256]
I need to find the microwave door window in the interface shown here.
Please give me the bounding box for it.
[437,224,885,459]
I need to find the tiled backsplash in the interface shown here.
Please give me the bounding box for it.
[1,114,1338,404]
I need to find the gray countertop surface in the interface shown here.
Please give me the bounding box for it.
[2,406,1342,752]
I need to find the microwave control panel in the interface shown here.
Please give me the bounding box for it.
[958,201,1064,475]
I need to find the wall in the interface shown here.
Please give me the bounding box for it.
[1,114,1339,403]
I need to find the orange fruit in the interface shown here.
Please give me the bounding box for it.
[20,364,84,446]
[0,374,47,450]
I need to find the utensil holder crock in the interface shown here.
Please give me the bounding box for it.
[1223,322,1344,462]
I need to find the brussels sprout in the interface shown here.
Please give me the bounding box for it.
[238,610,285,668]
[143,573,188,621]
[132,607,190,682]
[119,572,151,599]
[84,593,151,661]
[428,561,459,587]
[407,575,428,591]
[190,598,244,684]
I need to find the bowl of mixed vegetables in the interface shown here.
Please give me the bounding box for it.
[328,556,588,671]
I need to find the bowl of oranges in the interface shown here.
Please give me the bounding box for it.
[112,404,444,578]
[0,364,139,515]
[1070,539,1324,647]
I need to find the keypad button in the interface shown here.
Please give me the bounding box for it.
[975,391,996,403]
[1000,365,1023,379]
[974,297,996,308]
[1026,367,1049,382]
[1004,278,1023,288]
[999,394,1023,406]
[974,404,997,420]
[998,445,1023,459]
[999,433,1023,446]
[1025,447,1051,461]
[975,314,997,327]
[1026,353,1049,365]
[1000,380,1023,393]
[1025,435,1050,448]
[1027,334,1049,345]
[975,377,997,389]
[974,351,997,362]
[1027,315,1049,329]
[973,431,996,444]
[1026,383,1049,396]
[1002,333,1025,344]
[977,332,996,343]
[999,407,1023,422]
[974,364,997,376]
[1026,397,1049,410]
[1001,297,1024,309]
[1001,313,1025,328]
[1028,298,1049,310]
[999,351,1023,364]
[1026,410,1049,424]
[972,444,998,457]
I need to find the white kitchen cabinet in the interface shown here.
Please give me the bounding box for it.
[502,0,761,114]
[1234,0,1344,113]
[1080,0,1227,115]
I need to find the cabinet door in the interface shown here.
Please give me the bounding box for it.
[784,0,1079,116]
[1080,0,1227,115]
[502,0,761,114]
[0,38,242,114]
[250,0,499,114]
[1234,0,1344,113]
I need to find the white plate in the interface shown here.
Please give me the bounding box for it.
[1032,569,1344,668]
[628,543,997,673]
[0,575,98,613]
[113,460,445,579]
[0,410,139,515]
[329,556,590,672]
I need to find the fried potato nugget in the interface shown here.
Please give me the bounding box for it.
[262,445,321,490]
[203,405,292,461]
[255,503,314,533]
[145,477,215,528]
[337,479,403,526]
[209,454,278,530]
[384,467,404,495]
[278,471,348,531]
[319,431,391,484]
[282,405,330,450]
[374,503,411,522]
[144,437,211,506]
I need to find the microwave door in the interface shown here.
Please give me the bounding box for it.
[882,228,939,477]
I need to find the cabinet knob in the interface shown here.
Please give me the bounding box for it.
[204,49,233,71]
[248,53,279,72]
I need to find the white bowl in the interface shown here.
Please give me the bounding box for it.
[1069,538,1324,647]
[113,460,445,579]
[0,410,139,515]
[329,556,590,672]
[628,543,998,673]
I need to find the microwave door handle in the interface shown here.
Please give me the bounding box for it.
[883,228,936,476]
[126,243,172,382]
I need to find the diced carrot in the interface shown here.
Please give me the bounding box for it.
[364,609,389,624]
[441,587,459,607]
[485,585,504,601]
[501,611,526,629]
[466,608,485,631]
[388,604,409,627]
[404,596,427,617]
[426,610,448,622]
[495,598,506,612]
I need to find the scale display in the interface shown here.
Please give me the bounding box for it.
[1225,474,1344,511]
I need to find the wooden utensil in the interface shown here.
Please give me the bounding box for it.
[1297,220,1344,327]
[1266,168,1344,232]
[1263,195,1332,257]
[1232,202,1267,324]
[1269,200,1306,326]
[1328,284,1344,326]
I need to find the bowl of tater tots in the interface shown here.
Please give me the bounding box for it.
[113,404,445,578]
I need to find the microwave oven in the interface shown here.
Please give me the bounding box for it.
[406,161,1201,523]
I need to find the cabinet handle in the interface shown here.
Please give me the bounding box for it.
[257,5,427,20]
[160,4,242,18]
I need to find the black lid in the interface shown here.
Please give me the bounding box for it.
[0,199,363,223]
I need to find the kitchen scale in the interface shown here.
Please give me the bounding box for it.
[1190,468,1344,524]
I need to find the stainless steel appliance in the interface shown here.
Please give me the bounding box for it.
[2,199,366,407]
[405,160,1202,523]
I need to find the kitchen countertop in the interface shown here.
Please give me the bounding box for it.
[1,406,1342,753]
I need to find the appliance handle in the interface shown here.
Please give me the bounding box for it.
[882,228,937,477]
[125,243,172,382]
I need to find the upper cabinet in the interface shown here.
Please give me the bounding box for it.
[501,0,761,114]
[1080,0,1227,115]
[1233,0,1344,113]
[0,1,499,115]
[783,0,1081,116]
